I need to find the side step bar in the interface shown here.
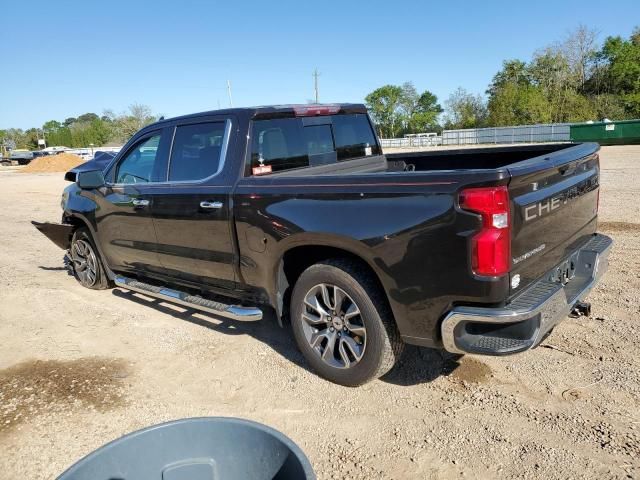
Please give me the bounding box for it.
[114,275,262,321]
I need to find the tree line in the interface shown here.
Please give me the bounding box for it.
[2,25,638,147]
[366,25,639,136]
[0,104,158,150]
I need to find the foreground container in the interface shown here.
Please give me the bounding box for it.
[57,417,315,480]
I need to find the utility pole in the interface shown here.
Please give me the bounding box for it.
[313,68,320,103]
[227,80,234,107]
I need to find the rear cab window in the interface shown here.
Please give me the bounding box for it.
[249,112,380,176]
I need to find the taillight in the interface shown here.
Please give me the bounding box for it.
[293,104,341,117]
[459,186,511,276]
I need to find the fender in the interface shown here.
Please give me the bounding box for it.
[32,183,98,250]
[32,183,116,280]
[63,185,100,232]
[269,232,389,321]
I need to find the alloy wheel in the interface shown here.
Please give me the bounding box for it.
[300,283,367,369]
[71,239,98,287]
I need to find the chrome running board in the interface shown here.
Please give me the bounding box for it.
[114,275,263,321]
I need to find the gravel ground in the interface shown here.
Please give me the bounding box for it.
[0,145,638,479]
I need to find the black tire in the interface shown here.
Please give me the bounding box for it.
[70,227,112,290]
[290,259,404,386]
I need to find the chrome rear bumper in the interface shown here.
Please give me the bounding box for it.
[441,233,613,355]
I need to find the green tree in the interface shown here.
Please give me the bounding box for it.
[590,94,630,120]
[444,88,487,129]
[596,28,640,116]
[488,59,531,96]
[488,37,601,125]
[366,82,442,137]
[365,85,404,137]
[528,49,577,122]
[105,104,158,144]
[77,112,99,123]
[23,129,40,149]
[88,119,113,145]
[560,24,600,89]
[43,120,72,147]
[488,82,551,126]
[409,90,442,133]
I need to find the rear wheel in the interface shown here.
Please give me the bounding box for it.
[70,228,111,290]
[291,259,403,386]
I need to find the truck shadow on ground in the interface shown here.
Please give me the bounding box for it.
[111,288,463,387]
[38,256,73,275]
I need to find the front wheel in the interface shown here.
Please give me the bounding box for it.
[70,227,111,290]
[290,259,404,386]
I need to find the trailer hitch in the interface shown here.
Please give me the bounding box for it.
[569,301,591,318]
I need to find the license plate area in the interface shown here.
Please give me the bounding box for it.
[548,251,580,285]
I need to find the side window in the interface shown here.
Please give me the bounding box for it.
[115,134,162,184]
[332,114,381,160]
[168,122,227,181]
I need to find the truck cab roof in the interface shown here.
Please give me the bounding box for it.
[147,103,369,130]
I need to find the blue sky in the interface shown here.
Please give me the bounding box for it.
[1,0,638,129]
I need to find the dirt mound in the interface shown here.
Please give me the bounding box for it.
[21,153,85,173]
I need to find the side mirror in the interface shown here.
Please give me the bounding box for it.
[77,170,105,189]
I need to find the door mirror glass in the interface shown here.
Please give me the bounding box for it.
[77,170,105,189]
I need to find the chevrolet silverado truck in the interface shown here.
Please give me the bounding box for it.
[33,104,612,386]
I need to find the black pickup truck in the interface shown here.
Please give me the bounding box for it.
[34,104,612,386]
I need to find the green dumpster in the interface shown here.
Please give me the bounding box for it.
[570,119,640,145]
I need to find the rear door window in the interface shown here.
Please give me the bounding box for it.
[249,113,379,175]
[168,122,227,181]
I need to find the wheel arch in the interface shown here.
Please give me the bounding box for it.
[275,242,394,329]
[64,212,115,280]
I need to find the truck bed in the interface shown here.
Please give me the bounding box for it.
[267,143,577,177]
[385,143,575,171]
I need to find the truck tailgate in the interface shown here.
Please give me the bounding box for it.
[508,143,600,295]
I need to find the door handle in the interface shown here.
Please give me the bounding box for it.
[200,201,223,210]
[132,198,150,207]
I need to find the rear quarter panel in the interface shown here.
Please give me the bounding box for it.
[233,171,509,346]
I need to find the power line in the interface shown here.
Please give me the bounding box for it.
[227,80,234,107]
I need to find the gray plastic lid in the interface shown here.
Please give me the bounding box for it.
[57,417,315,480]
